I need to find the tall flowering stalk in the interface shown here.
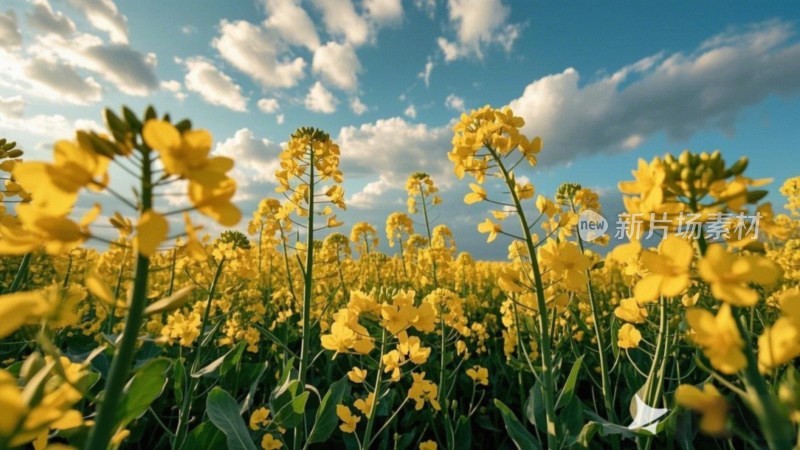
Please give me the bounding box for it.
[274,127,344,447]
[448,106,562,447]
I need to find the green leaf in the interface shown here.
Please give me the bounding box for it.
[272,390,309,429]
[206,387,258,450]
[115,357,170,429]
[454,415,472,448]
[524,382,545,432]
[183,422,226,449]
[494,399,542,450]
[239,361,270,415]
[307,377,349,443]
[556,355,584,410]
[221,341,247,377]
[174,358,186,405]
[192,342,245,378]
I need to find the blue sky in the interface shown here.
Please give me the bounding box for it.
[1,0,799,258]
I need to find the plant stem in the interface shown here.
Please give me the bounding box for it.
[85,143,154,450]
[7,252,31,294]
[488,146,558,449]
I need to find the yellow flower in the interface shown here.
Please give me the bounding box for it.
[419,440,438,450]
[261,433,282,450]
[408,372,441,411]
[618,158,665,212]
[758,289,800,372]
[477,218,502,243]
[634,236,694,303]
[464,183,487,205]
[614,298,648,324]
[617,323,642,349]
[466,365,489,386]
[698,244,781,307]
[336,405,360,433]
[686,304,746,374]
[135,210,169,257]
[354,393,375,418]
[397,332,431,365]
[249,407,271,430]
[347,367,368,383]
[675,384,728,435]
[382,350,404,382]
[538,240,591,293]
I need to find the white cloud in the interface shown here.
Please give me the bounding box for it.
[0,10,22,50]
[439,0,522,60]
[263,0,320,50]
[276,114,285,124]
[68,0,128,44]
[507,20,800,167]
[160,79,186,101]
[27,0,77,38]
[181,25,196,35]
[312,41,361,91]
[418,58,434,87]
[312,0,370,47]
[348,175,393,208]
[350,97,367,115]
[364,0,403,24]
[213,19,306,89]
[215,128,282,198]
[437,37,460,62]
[0,96,25,118]
[28,33,158,96]
[304,81,338,113]
[337,117,452,184]
[404,104,417,118]
[258,98,280,114]
[184,57,248,112]
[22,57,103,104]
[445,93,465,111]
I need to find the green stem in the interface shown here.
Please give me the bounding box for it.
[488,146,557,448]
[361,328,386,449]
[7,252,31,294]
[173,257,226,450]
[85,144,154,450]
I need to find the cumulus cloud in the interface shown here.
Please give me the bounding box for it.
[312,42,361,91]
[27,0,77,38]
[213,19,306,89]
[404,104,417,118]
[0,10,22,50]
[263,0,320,50]
[305,81,338,113]
[445,93,465,111]
[68,0,128,44]
[258,98,280,114]
[364,0,403,24]
[184,58,248,112]
[438,0,521,61]
[160,79,186,101]
[338,117,452,183]
[28,33,158,96]
[23,57,103,104]
[215,128,282,198]
[312,0,370,47]
[0,96,25,118]
[508,19,800,166]
[350,97,367,115]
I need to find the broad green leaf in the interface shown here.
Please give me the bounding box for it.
[115,357,170,429]
[192,342,245,378]
[307,377,349,443]
[454,415,472,448]
[556,355,584,410]
[495,399,542,450]
[206,387,257,450]
[524,382,545,431]
[220,341,247,376]
[174,358,186,405]
[272,390,309,429]
[183,421,226,449]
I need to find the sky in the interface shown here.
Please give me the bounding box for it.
[1,0,799,259]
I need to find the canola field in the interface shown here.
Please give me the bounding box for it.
[0,105,799,450]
